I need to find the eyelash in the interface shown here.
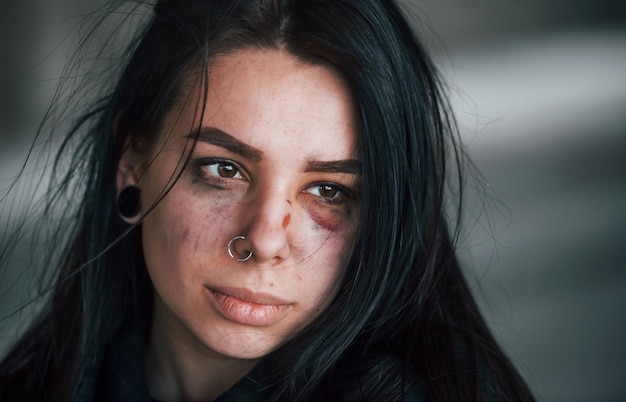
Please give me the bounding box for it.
[304,182,355,205]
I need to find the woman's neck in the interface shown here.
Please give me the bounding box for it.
[145,298,259,402]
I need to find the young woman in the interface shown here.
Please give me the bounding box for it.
[0,0,534,400]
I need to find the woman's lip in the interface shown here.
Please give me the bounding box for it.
[209,286,291,305]
[206,286,292,327]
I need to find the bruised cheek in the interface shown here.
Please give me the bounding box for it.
[174,204,232,254]
[299,196,355,232]
[148,194,230,261]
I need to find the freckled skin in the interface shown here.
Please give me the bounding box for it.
[180,228,190,243]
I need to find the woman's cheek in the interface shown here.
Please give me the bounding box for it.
[298,195,356,233]
[151,185,241,254]
[189,176,248,208]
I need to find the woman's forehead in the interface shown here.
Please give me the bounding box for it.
[159,48,360,161]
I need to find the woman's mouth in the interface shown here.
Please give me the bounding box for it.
[206,286,292,327]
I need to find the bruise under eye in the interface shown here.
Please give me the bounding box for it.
[300,191,355,232]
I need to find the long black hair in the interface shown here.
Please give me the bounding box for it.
[0,0,534,401]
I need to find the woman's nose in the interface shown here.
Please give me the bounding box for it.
[239,191,291,264]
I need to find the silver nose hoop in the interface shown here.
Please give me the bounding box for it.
[227,235,253,262]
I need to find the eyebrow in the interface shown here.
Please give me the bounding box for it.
[189,127,263,162]
[189,126,360,174]
[305,160,361,175]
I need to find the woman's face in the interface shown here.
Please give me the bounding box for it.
[124,49,360,360]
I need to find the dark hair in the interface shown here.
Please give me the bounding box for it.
[0,0,534,401]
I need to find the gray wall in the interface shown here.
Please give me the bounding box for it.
[1,1,625,400]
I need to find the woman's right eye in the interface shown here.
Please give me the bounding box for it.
[196,159,246,184]
[204,161,243,179]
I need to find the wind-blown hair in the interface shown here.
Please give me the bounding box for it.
[0,0,534,401]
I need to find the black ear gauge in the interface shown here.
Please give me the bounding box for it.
[117,185,141,218]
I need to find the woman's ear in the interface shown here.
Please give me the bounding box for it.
[116,140,143,224]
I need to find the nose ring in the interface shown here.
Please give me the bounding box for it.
[227,235,253,262]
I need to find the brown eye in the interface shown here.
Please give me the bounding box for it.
[318,184,338,199]
[217,163,237,178]
[203,160,244,180]
[305,183,346,203]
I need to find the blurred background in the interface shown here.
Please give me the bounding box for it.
[1,0,625,400]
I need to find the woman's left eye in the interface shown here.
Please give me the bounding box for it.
[305,184,346,202]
